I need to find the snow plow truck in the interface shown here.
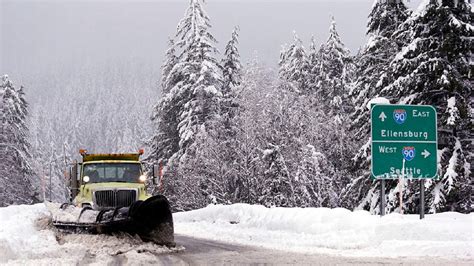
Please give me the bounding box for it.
[48,149,174,246]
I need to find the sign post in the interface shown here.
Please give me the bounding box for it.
[379,179,385,216]
[371,104,438,218]
[420,179,425,219]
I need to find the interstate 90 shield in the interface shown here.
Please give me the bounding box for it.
[402,146,416,161]
[393,109,407,124]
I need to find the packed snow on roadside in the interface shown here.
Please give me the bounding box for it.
[1,202,472,263]
[174,203,473,259]
[0,203,180,265]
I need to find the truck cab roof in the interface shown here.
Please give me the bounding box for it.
[82,153,141,162]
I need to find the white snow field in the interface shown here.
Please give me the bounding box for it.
[174,203,473,259]
[0,203,472,264]
[0,204,180,265]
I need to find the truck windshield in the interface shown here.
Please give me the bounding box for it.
[83,163,141,183]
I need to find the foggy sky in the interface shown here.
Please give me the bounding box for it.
[1,0,422,96]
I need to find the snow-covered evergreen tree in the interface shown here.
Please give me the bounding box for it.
[307,36,322,96]
[149,59,182,196]
[161,38,179,94]
[222,26,242,91]
[278,32,310,94]
[316,17,354,105]
[170,25,245,208]
[169,0,223,154]
[150,0,222,155]
[0,75,37,206]
[211,26,244,203]
[350,0,410,138]
[150,38,181,168]
[378,0,473,213]
[148,0,224,209]
[313,17,356,178]
[220,26,242,129]
[342,0,410,212]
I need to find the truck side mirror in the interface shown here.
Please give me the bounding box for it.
[77,163,82,181]
[152,164,159,185]
[153,164,159,178]
[70,163,79,201]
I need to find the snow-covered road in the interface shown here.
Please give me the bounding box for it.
[174,203,474,259]
[0,203,473,265]
[163,234,472,265]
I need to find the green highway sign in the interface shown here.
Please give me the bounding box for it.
[371,104,438,179]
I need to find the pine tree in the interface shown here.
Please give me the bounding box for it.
[214,26,244,203]
[171,26,244,208]
[342,0,410,212]
[316,17,354,105]
[161,38,179,94]
[220,26,242,129]
[148,0,223,209]
[0,75,37,206]
[378,0,473,213]
[278,32,310,94]
[307,36,321,96]
[314,17,356,179]
[350,0,410,138]
[150,0,222,158]
[222,26,242,92]
[171,0,223,154]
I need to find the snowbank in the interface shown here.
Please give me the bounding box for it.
[174,204,473,259]
[1,203,472,263]
[0,203,179,265]
[0,203,54,263]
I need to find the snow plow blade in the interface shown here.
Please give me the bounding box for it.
[48,195,174,246]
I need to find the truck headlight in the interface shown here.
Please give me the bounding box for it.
[139,175,147,182]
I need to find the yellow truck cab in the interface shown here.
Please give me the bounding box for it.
[70,149,152,210]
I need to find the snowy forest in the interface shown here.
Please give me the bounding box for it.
[1,0,472,214]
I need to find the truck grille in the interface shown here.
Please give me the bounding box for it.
[94,189,137,209]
